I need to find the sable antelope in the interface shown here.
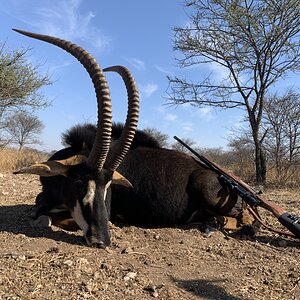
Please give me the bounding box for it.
[20,121,256,239]
[13,29,139,248]
[111,125,255,230]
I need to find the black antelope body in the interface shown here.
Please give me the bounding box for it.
[13,29,139,248]
[20,121,256,243]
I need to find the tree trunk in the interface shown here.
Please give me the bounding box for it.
[252,119,266,185]
[254,143,267,185]
[260,147,267,184]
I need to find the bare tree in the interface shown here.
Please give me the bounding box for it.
[167,0,300,184]
[171,137,196,153]
[5,110,44,150]
[143,127,169,148]
[263,89,300,183]
[227,133,256,181]
[0,43,51,145]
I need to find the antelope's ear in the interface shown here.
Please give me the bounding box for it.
[13,155,87,177]
[57,155,87,165]
[13,161,70,177]
[112,171,133,188]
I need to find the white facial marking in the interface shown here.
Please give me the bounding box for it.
[103,180,112,201]
[71,201,89,234]
[83,180,96,208]
[70,180,96,234]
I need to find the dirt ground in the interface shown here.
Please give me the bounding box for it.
[0,172,299,300]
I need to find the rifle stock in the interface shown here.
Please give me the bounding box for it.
[174,136,300,239]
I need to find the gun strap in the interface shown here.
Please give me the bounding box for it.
[247,206,297,238]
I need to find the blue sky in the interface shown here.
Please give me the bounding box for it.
[0,0,299,152]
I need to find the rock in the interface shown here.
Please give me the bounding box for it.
[123,272,137,281]
[154,234,160,240]
[144,284,161,298]
[77,258,89,265]
[121,247,133,254]
[63,259,73,267]
[10,253,26,260]
[100,262,112,270]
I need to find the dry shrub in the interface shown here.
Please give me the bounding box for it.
[0,147,48,172]
[266,165,300,189]
[202,148,256,184]
[202,149,299,188]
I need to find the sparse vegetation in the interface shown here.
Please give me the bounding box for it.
[0,147,48,172]
[1,131,299,189]
[0,43,51,147]
[4,110,45,151]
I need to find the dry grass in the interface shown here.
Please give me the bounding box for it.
[0,147,48,172]
[221,159,300,189]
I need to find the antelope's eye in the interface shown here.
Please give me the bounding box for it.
[74,179,84,190]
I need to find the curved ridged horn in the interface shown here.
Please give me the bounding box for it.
[103,66,139,171]
[13,29,112,172]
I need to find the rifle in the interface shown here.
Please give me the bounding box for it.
[174,136,300,239]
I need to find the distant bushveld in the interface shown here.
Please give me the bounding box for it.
[0,147,49,172]
[0,146,299,189]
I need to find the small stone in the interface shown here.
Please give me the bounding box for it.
[46,247,59,253]
[123,271,137,281]
[93,271,100,280]
[63,259,73,267]
[10,253,26,260]
[144,284,160,298]
[100,263,112,270]
[121,247,132,254]
[152,291,159,298]
[105,247,113,254]
[146,284,156,292]
[77,258,89,265]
